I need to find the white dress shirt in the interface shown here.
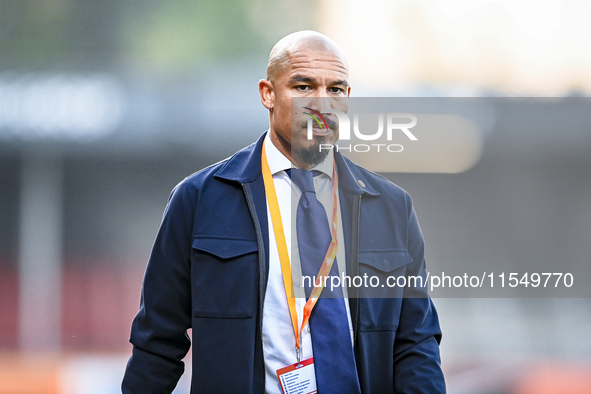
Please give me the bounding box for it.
[262,133,353,394]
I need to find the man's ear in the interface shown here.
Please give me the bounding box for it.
[259,79,274,111]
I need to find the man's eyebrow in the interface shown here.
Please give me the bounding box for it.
[331,79,349,87]
[288,75,315,84]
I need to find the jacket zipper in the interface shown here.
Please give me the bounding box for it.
[351,194,362,346]
[242,182,267,394]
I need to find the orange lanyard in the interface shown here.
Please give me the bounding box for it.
[261,140,339,361]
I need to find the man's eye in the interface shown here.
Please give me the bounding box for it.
[330,87,345,94]
[296,85,311,91]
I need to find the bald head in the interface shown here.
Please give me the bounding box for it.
[266,30,349,82]
[259,30,350,169]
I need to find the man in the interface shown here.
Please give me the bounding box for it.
[122,31,445,393]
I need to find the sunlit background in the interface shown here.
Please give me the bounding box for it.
[1,0,590,393]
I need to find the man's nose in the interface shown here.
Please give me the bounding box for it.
[307,94,333,110]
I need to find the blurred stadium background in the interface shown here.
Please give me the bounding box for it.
[1,0,590,393]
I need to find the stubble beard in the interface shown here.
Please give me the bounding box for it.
[297,136,330,166]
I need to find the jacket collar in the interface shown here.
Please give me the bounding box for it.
[215,131,380,197]
[334,150,380,197]
[214,132,266,183]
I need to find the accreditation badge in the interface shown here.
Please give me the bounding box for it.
[276,357,317,394]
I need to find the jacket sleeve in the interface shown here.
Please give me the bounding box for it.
[122,181,195,394]
[393,194,446,393]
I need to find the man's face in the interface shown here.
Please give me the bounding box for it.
[266,45,350,168]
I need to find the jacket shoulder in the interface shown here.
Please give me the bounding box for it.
[172,138,260,196]
[343,155,412,204]
[178,158,229,191]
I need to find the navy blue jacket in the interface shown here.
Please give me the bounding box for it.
[122,132,445,393]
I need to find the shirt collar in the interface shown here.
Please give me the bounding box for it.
[264,133,334,179]
[311,148,334,179]
[264,133,292,176]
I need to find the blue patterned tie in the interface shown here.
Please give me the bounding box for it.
[290,169,361,394]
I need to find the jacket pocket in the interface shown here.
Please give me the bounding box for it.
[357,250,413,331]
[191,236,258,319]
[358,250,413,273]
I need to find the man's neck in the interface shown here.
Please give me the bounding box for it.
[268,130,317,170]
[265,132,334,179]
